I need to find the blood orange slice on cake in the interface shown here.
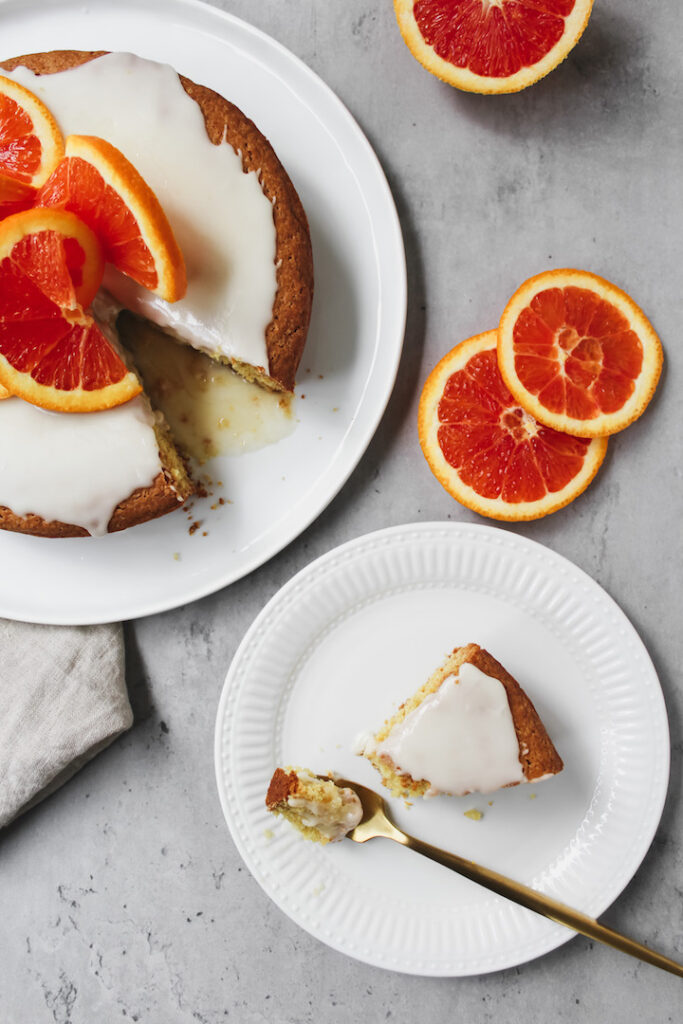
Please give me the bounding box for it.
[0,74,64,219]
[394,0,594,93]
[38,134,186,301]
[0,74,64,185]
[0,207,140,412]
[418,330,607,520]
[497,270,663,437]
[0,206,104,309]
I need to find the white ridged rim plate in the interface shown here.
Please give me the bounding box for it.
[215,522,670,976]
[0,0,406,624]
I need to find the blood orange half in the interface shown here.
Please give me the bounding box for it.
[0,207,140,412]
[497,270,663,437]
[38,134,186,302]
[394,0,594,94]
[418,330,607,520]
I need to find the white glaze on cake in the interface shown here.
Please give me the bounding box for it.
[370,663,525,796]
[6,53,278,371]
[0,396,164,536]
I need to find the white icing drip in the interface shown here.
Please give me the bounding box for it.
[6,53,278,371]
[374,663,526,796]
[0,397,163,536]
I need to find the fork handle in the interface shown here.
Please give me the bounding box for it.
[395,832,683,978]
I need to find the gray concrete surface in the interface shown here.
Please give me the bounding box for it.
[1,1,681,1021]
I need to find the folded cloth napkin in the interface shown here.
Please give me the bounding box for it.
[0,619,132,828]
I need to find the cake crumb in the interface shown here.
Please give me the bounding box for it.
[488,800,494,806]
[263,829,274,841]
[312,883,325,896]
[464,808,483,821]
[529,793,537,800]
[189,520,203,535]
[202,531,208,537]
[172,552,181,561]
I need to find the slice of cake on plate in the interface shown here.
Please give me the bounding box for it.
[266,767,363,844]
[360,643,563,799]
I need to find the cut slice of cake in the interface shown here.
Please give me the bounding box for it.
[361,644,563,799]
[266,767,363,845]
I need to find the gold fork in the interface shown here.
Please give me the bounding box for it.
[336,778,683,978]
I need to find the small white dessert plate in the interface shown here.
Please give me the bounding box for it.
[0,0,406,624]
[215,522,670,976]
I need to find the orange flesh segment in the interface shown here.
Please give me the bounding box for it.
[512,286,644,421]
[9,230,81,310]
[0,172,36,219]
[437,347,593,503]
[38,155,159,290]
[414,0,576,77]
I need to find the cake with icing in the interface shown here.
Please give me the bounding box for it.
[0,395,193,537]
[0,51,313,537]
[360,644,563,799]
[266,767,363,844]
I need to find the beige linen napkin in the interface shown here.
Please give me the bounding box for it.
[0,619,132,828]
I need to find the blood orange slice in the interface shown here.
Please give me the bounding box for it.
[0,207,104,309]
[38,135,186,302]
[498,270,663,437]
[0,74,64,186]
[0,207,140,412]
[394,0,594,94]
[418,331,607,520]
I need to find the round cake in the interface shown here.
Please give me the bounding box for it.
[0,51,314,538]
